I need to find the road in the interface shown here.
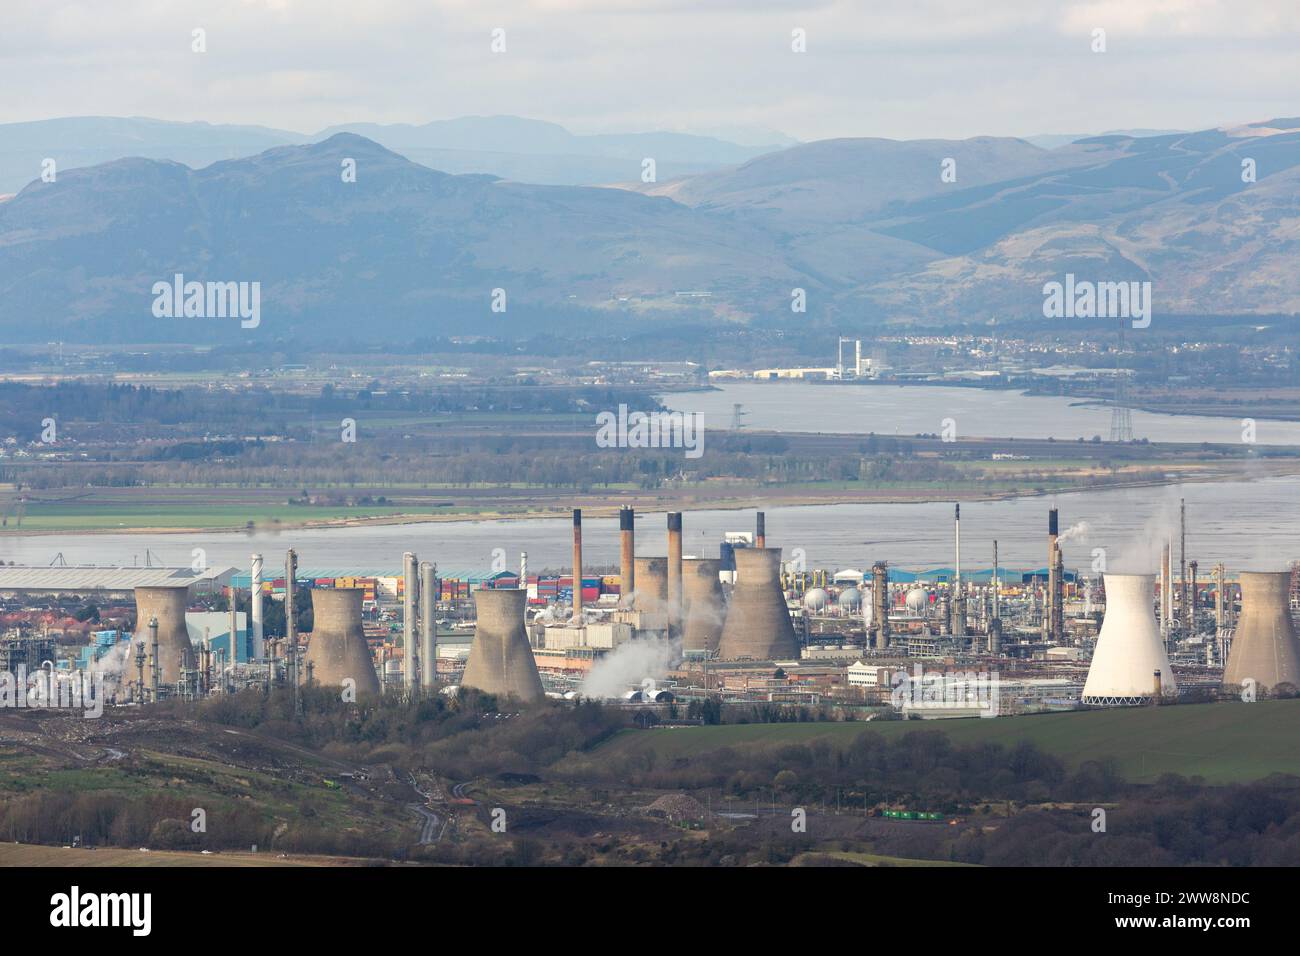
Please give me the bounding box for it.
[408,773,447,845]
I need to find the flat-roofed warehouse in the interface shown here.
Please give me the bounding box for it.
[0,566,234,599]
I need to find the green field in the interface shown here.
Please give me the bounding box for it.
[596,700,1300,784]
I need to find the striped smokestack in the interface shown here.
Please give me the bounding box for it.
[755,511,766,549]
[572,508,583,620]
[667,512,683,639]
[619,507,635,607]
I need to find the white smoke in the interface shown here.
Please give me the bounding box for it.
[1057,521,1091,544]
[580,634,681,700]
[89,638,134,701]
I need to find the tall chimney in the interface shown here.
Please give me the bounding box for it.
[1046,509,1059,642]
[572,509,584,620]
[1179,498,1188,633]
[420,561,436,690]
[619,506,635,607]
[667,512,683,639]
[952,504,964,637]
[250,553,264,659]
[403,551,418,694]
[519,551,528,590]
[872,561,889,650]
[990,539,1001,655]
[755,511,766,549]
[285,549,298,700]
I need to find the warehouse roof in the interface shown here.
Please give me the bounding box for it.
[0,565,234,593]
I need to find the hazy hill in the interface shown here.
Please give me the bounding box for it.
[0,115,787,194]
[3,120,1299,343]
[0,134,805,342]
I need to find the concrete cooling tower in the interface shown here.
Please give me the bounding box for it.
[717,547,799,661]
[133,586,195,684]
[304,588,380,695]
[681,558,725,654]
[1082,574,1177,705]
[1224,571,1300,694]
[461,588,544,703]
[633,557,668,612]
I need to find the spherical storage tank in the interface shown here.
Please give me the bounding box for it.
[906,588,928,614]
[803,588,829,611]
[838,587,862,610]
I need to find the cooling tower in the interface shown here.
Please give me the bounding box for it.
[1224,571,1300,694]
[461,589,544,703]
[717,547,799,660]
[681,558,725,654]
[1082,574,1177,705]
[633,557,668,612]
[133,586,195,685]
[304,588,380,695]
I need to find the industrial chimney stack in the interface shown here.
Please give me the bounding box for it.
[403,551,419,695]
[619,507,635,606]
[250,553,264,659]
[420,561,436,690]
[572,509,584,620]
[872,561,890,650]
[755,511,766,549]
[667,512,683,639]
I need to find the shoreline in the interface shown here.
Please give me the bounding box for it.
[3,465,1285,538]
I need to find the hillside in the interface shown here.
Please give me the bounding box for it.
[592,699,1300,785]
[4,120,1300,343]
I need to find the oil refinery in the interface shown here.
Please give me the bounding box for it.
[2,498,1295,716]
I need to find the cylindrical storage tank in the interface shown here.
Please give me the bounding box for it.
[1082,574,1177,705]
[681,558,725,654]
[134,586,195,685]
[305,588,380,695]
[803,587,829,612]
[1224,571,1300,694]
[717,547,799,660]
[461,589,544,703]
[633,557,668,613]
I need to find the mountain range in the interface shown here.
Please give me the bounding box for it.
[0,115,790,195]
[2,118,1298,343]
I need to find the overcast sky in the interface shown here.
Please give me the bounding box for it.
[3,0,1298,142]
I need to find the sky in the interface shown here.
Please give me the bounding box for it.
[2,0,1299,142]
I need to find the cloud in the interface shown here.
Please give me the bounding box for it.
[0,0,1296,141]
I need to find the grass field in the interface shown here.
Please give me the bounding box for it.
[0,844,365,867]
[595,699,1300,784]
